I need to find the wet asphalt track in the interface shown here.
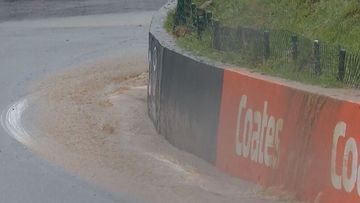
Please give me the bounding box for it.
[0,0,166,202]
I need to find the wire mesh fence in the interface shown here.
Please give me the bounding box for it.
[172,0,360,88]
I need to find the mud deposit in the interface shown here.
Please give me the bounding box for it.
[10,54,298,203]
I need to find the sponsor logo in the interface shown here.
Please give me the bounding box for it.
[331,121,360,195]
[235,95,283,169]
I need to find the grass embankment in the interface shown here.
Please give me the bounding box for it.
[165,0,360,88]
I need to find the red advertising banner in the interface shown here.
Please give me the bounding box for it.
[217,69,360,202]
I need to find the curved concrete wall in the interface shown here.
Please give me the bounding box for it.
[149,2,360,202]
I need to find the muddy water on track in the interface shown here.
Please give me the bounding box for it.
[5,53,299,203]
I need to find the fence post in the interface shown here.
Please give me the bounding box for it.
[212,20,220,49]
[196,9,207,39]
[173,0,186,31]
[314,40,321,76]
[236,26,244,53]
[185,0,192,18]
[196,11,202,39]
[179,0,186,23]
[338,49,346,82]
[206,11,213,26]
[191,3,197,28]
[264,31,270,60]
[291,34,298,61]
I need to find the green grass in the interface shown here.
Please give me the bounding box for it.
[164,9,175,33]
[164,1,360,88]
[196,0,360,51]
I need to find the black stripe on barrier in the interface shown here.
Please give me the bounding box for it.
[158,47,224,164]
[148,33,164,132]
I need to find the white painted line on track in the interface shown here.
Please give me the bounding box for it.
[1,97,34,147]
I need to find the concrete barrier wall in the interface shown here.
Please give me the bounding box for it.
[149,2,360,202]
[159,47,224,163]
